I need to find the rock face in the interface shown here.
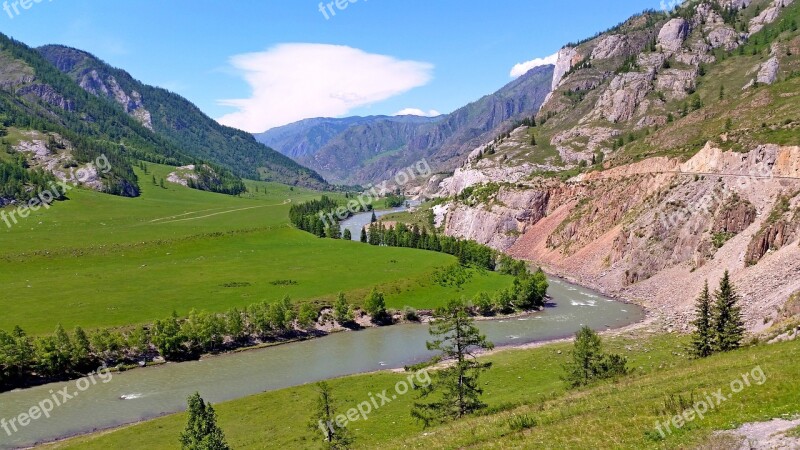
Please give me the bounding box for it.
[592,71,655,123]
[658,18,691,53]
[437,144,800,331]
[749,0,795,34]
[16,84,75,111]
[444,188,552,250]
[78,70,153,130]
[591,35,631,60]
[552,47,579,90]
[655,68,698,100]
[757,57,780,85]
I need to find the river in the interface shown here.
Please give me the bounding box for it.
[0,277,643,449]
[0,206,644,448]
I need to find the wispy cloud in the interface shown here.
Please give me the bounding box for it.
[509,52,558,78]
[217,43,434,133]
[394,108,441,117]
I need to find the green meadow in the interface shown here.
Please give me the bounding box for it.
[0,163,513,334]
[42,332,800,449]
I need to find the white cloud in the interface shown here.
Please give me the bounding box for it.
[216,43,434,133]
[509,52,559,78]
[394,108,441,117]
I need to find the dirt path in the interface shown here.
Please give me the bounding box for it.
[152,199,292,224]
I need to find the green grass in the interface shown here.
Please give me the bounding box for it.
[42,333,800,449]
[0,163,513,334]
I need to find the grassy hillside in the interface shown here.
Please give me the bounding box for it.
[0,164,512,334]
[37,45,327,189]
[42,332,800,449]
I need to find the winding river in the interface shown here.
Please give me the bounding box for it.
[0,208,644,448]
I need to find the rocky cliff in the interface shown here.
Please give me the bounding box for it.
[430,0,800,332]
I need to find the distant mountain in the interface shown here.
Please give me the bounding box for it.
[255,65,554,185]
[36,45,327,189]
[257,115,441,160]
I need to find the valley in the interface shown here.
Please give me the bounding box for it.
[1,0,800,448]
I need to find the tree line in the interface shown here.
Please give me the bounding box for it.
[0,154,61,204]
[289,195,372,238]
[0,295,336,392]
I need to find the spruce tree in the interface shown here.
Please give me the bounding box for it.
[412,299,494,427]
[690,281,714,358]
[359,228,367,243]
[562,326,628,388]
[310,382,353,449]
[179,393,230,450]
[712,271,745,352]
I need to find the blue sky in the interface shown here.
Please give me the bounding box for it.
[1,0,657,132]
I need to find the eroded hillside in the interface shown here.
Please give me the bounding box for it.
[429,0,800,331]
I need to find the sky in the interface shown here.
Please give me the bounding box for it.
[1,0,658,133]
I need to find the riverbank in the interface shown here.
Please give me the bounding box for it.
[0,276,643,449]
[31,306,653,450]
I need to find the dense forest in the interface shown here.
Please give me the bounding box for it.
[0,152,60,205]
[0,34,262,199]
[37,44,328,189]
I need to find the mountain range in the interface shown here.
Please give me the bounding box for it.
[256,65,554,185]
[0,34,327,201]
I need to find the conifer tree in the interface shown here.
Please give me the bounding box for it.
[310,382,353,449]
[690,281,714,358]
[412,299,494,426]
[712,271,745,352]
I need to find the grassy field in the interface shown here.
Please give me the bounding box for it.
[0,163,513,334]
[42,331,800,449]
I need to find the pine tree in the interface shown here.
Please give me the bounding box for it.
[712,271,745,352]
[342,229,352,241]
[360,228,367,243]
[562,326,627,388]
[370,211,377,223]
[690,281,714,358]
[179,393,230,450]
[412,299,494,427]
[310,382,353,449]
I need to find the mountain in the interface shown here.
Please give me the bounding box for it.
[36,45,327,189]
[255,65,554,185]
[432,0,800,332]
[256,115,441,160]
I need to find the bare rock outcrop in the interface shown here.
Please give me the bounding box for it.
[591,71,655,123]
[79,71,154,130]
[658,18,691,53]
[749,0,795,34]
[591,34,631,60]
[551,47,579,90]
[655,68,698,100]
[444,188,552,251]
[756,57,780,85]
[16,84,75,111]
